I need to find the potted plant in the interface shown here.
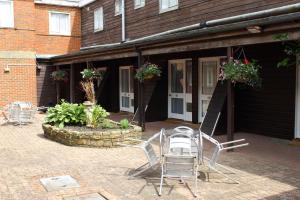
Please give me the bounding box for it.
[219,59,262,88]
[135,62,161,82]
[51,70,68,82]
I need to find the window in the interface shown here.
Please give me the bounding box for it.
[49,12,70,35]
[160,0,178,13]
[134,0,145,9]
[115,0,123,15]
[0,0,14,28]
[94,7,103,32]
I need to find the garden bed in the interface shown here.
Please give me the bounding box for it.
[42,121,142,148]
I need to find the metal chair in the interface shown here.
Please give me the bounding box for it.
[159,129,198,197]
[200,131,249,184]
[119,129,166,178]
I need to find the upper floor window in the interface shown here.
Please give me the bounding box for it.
[49,11,70,36]
[94,7,104,32]
[160,0,178,13]
[134,0,145,9]
[115,0,123,15]
[0,0,14,28]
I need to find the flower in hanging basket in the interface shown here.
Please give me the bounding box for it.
[135,63,162,82]
[51,70,68,81]
[220,59,262,88]
[81,68,104,80]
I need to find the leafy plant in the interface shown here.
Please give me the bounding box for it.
[135,62,161,82]
[45,101,86,128]
[273,33,300,68]
[81,68,104,80]
[101,119,114,129]
[51,70,68,81]
[91,105,110,128]
[119,118,129,129]
[220,59,262,88]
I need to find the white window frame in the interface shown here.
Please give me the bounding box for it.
[48,11,71,36]
[134,0,145,9]
[115,0,122,16]
[159,0,178,14]
[0,0,14,28]
[94,7,104,32]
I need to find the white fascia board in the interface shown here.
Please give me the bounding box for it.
[35,0,80,7]
[79,0,96,7]
[34,0,96,8]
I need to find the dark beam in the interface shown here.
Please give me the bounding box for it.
[69,64,75,103]
[137,51,145,131]
[227,47,235,146]
[192,57,199,124]
[55,66,60,104]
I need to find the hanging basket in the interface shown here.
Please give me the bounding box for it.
[135,62,161,82]
[51,70,68,82]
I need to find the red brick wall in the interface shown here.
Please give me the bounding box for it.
[35,4,81,54]
[0,0,81,106]
[0,59,37,107]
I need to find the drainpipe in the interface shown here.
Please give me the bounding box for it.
[80,3,300,50]
[121,0,126,42]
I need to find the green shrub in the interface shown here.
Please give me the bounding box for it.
[101,119,114,129]
[120,118,129,129]
[45,101,86,128]
[91,105,109,128]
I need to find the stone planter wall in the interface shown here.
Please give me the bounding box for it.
[42,124,142,148]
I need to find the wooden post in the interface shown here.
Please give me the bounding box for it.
[192,57,199,124]
[227,47,235,148]
[70,64,75,103]
[137,51,145,131]
[55,66,61,104]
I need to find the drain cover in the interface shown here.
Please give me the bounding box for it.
[40,175,80,192]
[64,193,107,200]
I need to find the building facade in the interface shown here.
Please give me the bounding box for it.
[0,0,82,107]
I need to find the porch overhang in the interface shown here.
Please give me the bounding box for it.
[50,12,300,65]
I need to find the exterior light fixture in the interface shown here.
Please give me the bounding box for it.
[247,26,262,33]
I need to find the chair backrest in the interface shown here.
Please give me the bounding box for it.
[142,132,161,166]
[168,132,193,155]
[173,126,194,137]
[163,155,196,177]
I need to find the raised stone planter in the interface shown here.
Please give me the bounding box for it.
[42,123,142,148]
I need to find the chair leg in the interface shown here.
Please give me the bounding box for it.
[159,166,164,196]
[130,162,150,178]
[194,170,198,197]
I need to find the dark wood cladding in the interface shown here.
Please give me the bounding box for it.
[235,43,296,139]
[81,0,300,47]
[36,64,57,107]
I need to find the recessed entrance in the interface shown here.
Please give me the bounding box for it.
[119,66,134,113]
[168,59,192,121]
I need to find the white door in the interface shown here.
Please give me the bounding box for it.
[199,58,219,122]
[119,66,134,113]
[168,59,192,121]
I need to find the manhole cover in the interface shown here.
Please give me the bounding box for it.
[40,175,80,192]
[64,193,107,200]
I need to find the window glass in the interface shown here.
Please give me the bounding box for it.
[0,0,14,28]
[49,12,70,35]
[115,0,122,15]
[160,0,178,12]
[135,0,145,8]
[94,7,103,31]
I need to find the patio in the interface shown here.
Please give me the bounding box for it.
[0,113,299,200]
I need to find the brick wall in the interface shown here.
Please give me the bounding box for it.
[0,59,37,107]
[35,4,81,55]
[0,0,81,106]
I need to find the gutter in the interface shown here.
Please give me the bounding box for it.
[80,3,300,50]
[52,12,300,62]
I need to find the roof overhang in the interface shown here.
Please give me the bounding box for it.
[34,0,96,8]
[49,12,300,65]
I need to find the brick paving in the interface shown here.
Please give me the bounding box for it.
[0,114,299,200]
